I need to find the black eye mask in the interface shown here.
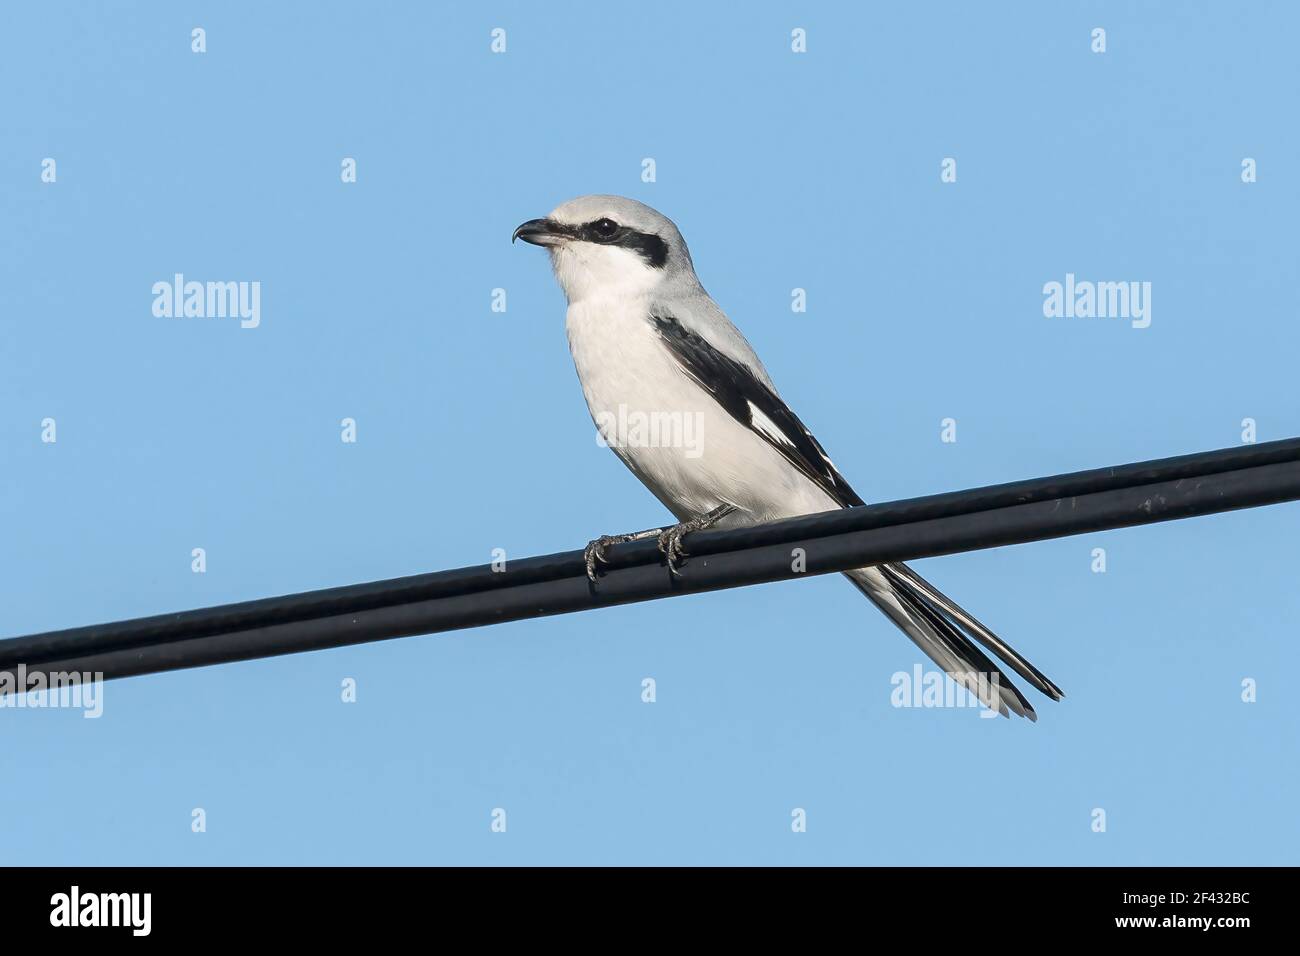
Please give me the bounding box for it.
[577,219,669,269]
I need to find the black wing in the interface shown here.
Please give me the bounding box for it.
[652,316,1064,712]
[650,312,864,508]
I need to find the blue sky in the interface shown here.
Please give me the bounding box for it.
[1,1,1297,865]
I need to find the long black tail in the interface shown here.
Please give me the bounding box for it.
[845,562,1064,720]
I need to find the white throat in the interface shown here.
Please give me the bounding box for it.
[549,243,663,305]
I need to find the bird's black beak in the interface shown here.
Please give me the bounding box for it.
[512,218,573,247]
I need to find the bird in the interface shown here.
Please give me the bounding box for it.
[513,195,1063,719]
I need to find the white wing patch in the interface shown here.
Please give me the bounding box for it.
[747,401,797,448]
[651,310,863,506]
[747,400,845,488]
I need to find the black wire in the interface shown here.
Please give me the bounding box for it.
[3,438,1299,688]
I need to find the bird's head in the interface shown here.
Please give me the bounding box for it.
[513,195,696,304]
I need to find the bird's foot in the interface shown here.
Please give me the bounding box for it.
[657,504,737,577]
[583,528,663,583]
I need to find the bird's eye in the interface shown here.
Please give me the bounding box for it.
[592,218,619,239]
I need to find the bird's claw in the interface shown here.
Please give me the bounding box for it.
[655,504,736,578]
[585,506,735,584]
[583,535,620,583]
[657,525,689,577]
[583,528,664,583]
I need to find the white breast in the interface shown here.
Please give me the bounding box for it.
[564,297,840,525]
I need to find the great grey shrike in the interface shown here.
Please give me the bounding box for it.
[514,195,1062,719]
